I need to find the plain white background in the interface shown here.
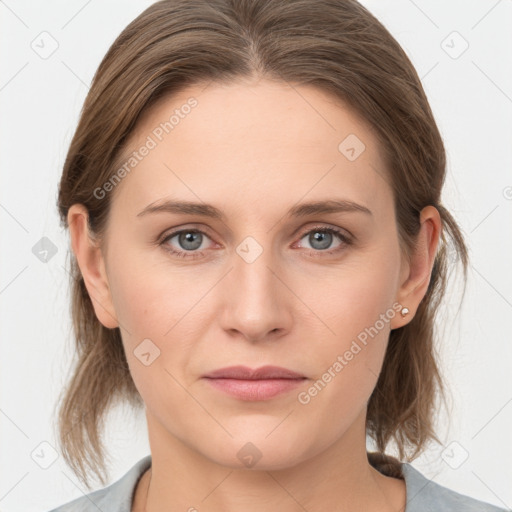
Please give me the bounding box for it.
[0,1,511,511]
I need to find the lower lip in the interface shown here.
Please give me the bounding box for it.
[204,378,305,401]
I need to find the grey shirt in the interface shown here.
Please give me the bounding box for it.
[49,454,509,512]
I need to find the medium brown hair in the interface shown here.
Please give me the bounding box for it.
[55,0,468,488]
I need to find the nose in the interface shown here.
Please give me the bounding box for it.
[218,242,293,344]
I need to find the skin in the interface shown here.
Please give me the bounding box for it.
[68,77,441,512]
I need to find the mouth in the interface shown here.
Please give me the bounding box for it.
[202,365,307,401]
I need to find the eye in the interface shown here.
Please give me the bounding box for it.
[295,225,352,256]
[160,229,214,259]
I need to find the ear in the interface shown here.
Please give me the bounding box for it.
[67,204,119,329]
[390,205,441,330]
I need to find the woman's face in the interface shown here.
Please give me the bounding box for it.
[83,78,419,469]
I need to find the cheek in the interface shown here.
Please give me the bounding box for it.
[296,306,392,447]
[108,246,198,335]
[107,253,215,390]
[295,249,399,406]
[300,254,398,344]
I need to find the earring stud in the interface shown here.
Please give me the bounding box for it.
[400,307,410,317]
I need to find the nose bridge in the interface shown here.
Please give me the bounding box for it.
[234,240,277,299]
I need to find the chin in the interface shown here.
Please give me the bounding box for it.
[199,426,315,471]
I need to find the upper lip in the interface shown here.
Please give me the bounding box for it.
[203,365,305,380]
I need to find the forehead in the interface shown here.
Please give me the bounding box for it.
[109,79,392,218]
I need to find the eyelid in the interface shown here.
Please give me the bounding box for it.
[158,223,216,242]
[295,223,353,242]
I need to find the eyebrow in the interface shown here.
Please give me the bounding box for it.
[137,198,372,220]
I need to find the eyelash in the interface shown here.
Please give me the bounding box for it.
[158,225,353,260]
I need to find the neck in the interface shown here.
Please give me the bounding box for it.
[135,408,406,512]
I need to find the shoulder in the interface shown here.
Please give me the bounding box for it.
[401,463,510,512]
[47,455,152,512]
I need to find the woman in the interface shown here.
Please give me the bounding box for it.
[49,0,508,511]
